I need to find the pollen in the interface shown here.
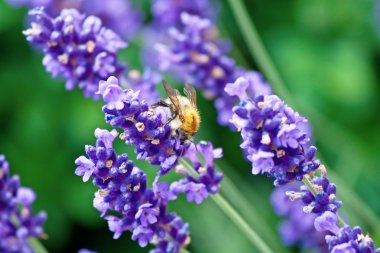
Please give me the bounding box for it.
[190,51,210,64]
[261,133,271,145]
[147,109,154,117]
[22,23,41,36]
[125,115,134,121]
[58,54,69,64]
[198,166,207,175]
[357,234,372,244]
[135,122,145,132]
[277,149,285,158]
[211,66,225,79]
[303,204,314,213]
[105,160,113,168]
[133,184,141,192]
[98,189,109,197]
[151,139,160,145]
[257,101,267,109]
[86,40,96,53]
[128,69,141,80]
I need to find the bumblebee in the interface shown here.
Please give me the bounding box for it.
[153,81,200,139]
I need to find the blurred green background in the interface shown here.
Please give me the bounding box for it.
[1,0,380,252]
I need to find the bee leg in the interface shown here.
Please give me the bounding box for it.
[151,99,171,108]
[163,111,177,127]
[191,138,199,153]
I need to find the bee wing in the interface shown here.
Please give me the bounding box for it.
[184,83,197,108]
[162,80,185,121]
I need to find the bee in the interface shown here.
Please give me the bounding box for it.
[152,80,200,140]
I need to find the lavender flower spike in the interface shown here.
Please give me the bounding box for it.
[0,155,47,252]
[152,0,215,27]
[24,7,127,99]
[75,129,190,252]
[323,219,380,253]
[226,76,319,185]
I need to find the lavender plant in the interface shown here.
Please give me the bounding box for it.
[0,155,47,253]
[226,77,380,252]
[3,0,378,252]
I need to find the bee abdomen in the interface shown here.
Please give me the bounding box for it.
[180,108,200,135]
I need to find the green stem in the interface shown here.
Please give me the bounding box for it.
[225,0,369,181]
[302,177,346,227]
[226,0,293,105]
[179,159,274,253]
[216,161,289,253]
[211,194,273,253]
[29,238,48,253]
[180,248,191,253]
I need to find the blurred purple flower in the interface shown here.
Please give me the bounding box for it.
[24,7,126,99]
[0,155,47,253]
[78,249,97,253]
[9,0,142,39]
[123,68,161,104]
[314,211,340,235]
[152,0,215,27]
[155,13,239,125]
[271,183,328,252]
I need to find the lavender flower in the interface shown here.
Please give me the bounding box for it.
[171,141,223,204]
[75,129,190,252]
[299,176,342,215]
[8,0,142,39]
[152,0,215,27]
[271,183,328,252]
[23,7,126,99]
[98,76,189,175]
[0,155,47,253]
[314,212,380,253]
[227,90,319,185]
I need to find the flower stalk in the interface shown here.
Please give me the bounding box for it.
[179,159,274,253]
[29,239,49,253]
